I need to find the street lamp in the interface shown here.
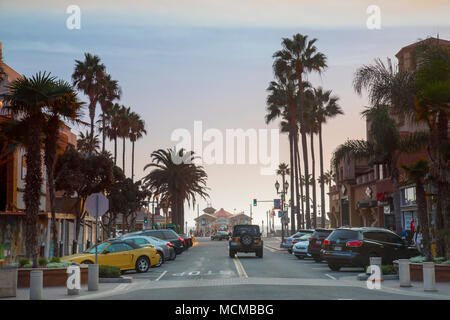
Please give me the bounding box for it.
[275,179,289,243]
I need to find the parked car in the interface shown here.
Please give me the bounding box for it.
[322,227,420,271]
[229,224,263,258]
[211,231,230,241]
[179,234,193,249]
[308,228,334,262]
[292,234,312,259]
[137,229,185,254]
[61,239,160,273]
[282,229,314,253]
[121,235,175,265]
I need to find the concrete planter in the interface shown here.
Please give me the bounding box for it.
[0,267,18,297]
[393,261,450,282]
[17,265,89,288]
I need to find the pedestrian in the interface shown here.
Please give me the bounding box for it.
[413,225,423,256]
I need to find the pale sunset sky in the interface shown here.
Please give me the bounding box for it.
[1,1,449,229]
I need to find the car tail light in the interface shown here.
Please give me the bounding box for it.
[283,239,286,243]
[324,239,330,245]
[178,237,183,242]
[232,237,238,242]
[346,240,362,247]
[166,242,173,247]
[308,237,312,241]
[292,240,297,244]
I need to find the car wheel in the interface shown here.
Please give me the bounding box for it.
[80,260,93,265]
[135,256,150,273]
[229,249,235,258]
[296,255,304,260]
[328,263,341,271]
[288,249,292,254]
[153,251,163,267]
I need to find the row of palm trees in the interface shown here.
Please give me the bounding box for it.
[332,39,449,260]
[266,33,343,233]
[72,53,147,180]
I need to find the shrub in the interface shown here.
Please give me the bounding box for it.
[39,257,48,267]
[440,260,450,265]
[18,258,30,268]
[23,263,33,268]
[50,256,61,263]
[409,256,425,263]
[46,261,73,268]
[99,265,121,278]
[381,265,396,275]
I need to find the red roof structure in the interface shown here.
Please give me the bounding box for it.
[213,208,233,218]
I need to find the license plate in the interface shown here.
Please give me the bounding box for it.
[334,246,342,251]
[316,241,321,245]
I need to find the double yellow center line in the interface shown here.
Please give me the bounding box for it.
[233,256,248,279]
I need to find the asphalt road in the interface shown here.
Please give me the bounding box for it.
[95,237,437,300]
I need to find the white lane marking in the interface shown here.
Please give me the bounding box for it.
[155,270,167,281]
[325,274,337,280]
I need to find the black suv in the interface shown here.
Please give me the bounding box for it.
[229,225,263,258]
[308,228,334,262]
[322,227,420,271]
[138,229,185,254]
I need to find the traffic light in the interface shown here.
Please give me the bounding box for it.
[253,199,257,206]
[144,218,148,224]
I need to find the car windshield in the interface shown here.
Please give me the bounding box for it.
[233,225,259,236]
[84,243,109,254]
[298,234,310,241]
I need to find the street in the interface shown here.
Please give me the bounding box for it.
[81,238,444,300]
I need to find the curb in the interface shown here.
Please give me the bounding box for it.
[99,276,133,283]
[265,244,288,252]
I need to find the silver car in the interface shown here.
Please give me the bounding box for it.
[122,235,175,266]
[292,234,312,259]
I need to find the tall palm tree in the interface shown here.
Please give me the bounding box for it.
[143,148,209,233]
[401,159,433,261]
[128,112,147,181]
[312,87,343,227]
[273,33,327,229]
[98,74,121,152]
[101,103,122,164]
[276,163,290,235]
[43,80,84,257]
[1,72,57,267]
[72,53,105,154]
[118,106,131,175]
[77,130,100,154]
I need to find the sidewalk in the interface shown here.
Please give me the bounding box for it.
[263,237,287,251]
[1,282,125,300]
[339,275,450,300]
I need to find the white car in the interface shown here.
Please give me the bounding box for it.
[292,234,311,259]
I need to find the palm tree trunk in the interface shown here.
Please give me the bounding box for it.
[391,166,403,237]
[416,180,433,261]
[289,132,296,233]
[89,100,96,155]
[437,111,449,258]
[319,125,326,228]
[132,141,135,182]
[122,137,126,174]
[114,137,117,165]
[296,145,304,228]
[293,133,301,231]
[25,118,42,267]
[310,132,317,229]
[102,115,106,153]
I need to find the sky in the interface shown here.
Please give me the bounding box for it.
[1,0,449,230]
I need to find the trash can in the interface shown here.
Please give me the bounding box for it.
[0,266,18,298]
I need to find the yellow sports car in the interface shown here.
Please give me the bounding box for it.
[61,239,160,273]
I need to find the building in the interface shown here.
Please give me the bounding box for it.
[0,42,100,264]
[194,207,253,234]
[328,37,450,232]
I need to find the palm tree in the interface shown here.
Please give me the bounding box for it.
[143,148,209,233]
[128,112,147,181]
[43,80,84,257]
[332,105,428,235]
[1,72,57,267]
[273,34,327,229]
[312,87,343,227]
[72,53,105,154]
[401,159,433,261]
[77,130,100,154]
[118,106,131,175]
[98,74,121,152]
[276,163,290,235]
[101,103,122,164]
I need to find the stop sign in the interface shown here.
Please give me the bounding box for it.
[86,193,109,217]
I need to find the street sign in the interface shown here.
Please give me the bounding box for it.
[274,199,281,209]
[86,193,109,217]
[85,193,109,264]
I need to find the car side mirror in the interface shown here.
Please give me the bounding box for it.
[103,250,110,254]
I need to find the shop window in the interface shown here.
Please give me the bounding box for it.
[401,186,416,207]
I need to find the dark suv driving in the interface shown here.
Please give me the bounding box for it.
[308,228,334,262]
[138,229,185,254]
[229,225,263,258]
[322,227,420,271]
